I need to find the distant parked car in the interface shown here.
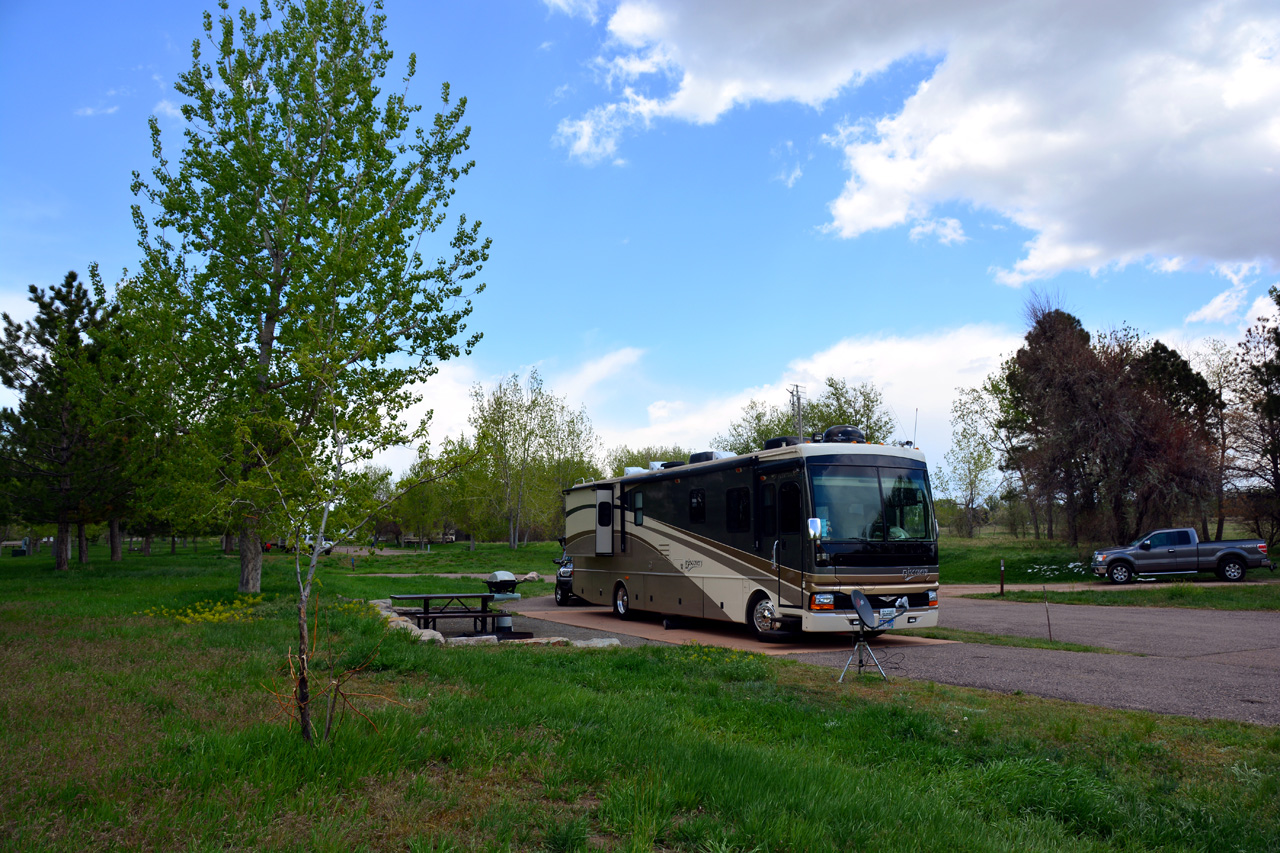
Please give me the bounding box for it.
[1092,528,1271,584]
[304,535,335,556]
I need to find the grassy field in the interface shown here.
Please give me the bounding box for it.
[971,581,1280,610]
[938,534,1094,584]
[894,626,1125,654]
[356,534,1096,586]
[2,545,1279,851]
[344,540,564,578]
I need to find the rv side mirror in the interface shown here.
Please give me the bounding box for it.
[807,518,823,543]
[1139,540,1151,551]
[558,536,566,547]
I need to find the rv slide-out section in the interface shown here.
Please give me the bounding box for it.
[563,440,940,637]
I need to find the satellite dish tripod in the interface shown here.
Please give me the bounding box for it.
[838,590,905,682]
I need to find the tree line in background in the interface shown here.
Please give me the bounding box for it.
[937,293,1280,553]
[0,258,897,569]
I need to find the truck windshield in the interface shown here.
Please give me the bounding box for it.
[809,464,936,542]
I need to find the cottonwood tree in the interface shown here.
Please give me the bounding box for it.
[1193,339,1239,541]
[714,377,895,455]
[465,370,597,547]
[939,396,998,538]
[605,444,692,476]
[130,0,488,742]
[1233,303,1280,551]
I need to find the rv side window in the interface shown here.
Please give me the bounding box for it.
[633,491,644,526]
[597,500,613,528]
[779,482,803,534]
[759,483,777,539]
[689,489,706,524]
[726,487,751,532]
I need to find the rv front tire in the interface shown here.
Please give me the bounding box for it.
[748,593,775,641]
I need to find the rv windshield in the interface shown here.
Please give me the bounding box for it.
[809,464,935,542]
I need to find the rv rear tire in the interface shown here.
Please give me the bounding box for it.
[613,582,634,620]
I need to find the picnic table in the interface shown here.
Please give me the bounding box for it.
[389,592,508,634]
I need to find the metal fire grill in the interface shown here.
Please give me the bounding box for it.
[484,572,533,640]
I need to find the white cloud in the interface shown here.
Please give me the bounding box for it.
[554,346,645,403]
[552,0,1280,282]
[74,105,119,117]
[909,217,966,245]
[542,0,601,25]
[779,164,803,188]
[1186,285,1249,324]
[153,100,183,120]
[1242,294,1280,330]
[593,324,1024,464]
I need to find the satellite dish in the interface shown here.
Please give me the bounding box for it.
[849,589,877,626]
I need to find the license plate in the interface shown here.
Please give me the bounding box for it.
[879,608,897,620]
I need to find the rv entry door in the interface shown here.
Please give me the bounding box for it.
[756,468,805,608]
[594,487,614,556]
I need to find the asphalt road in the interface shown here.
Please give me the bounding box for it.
[508,592,1280,726]
[789,597,1280,726]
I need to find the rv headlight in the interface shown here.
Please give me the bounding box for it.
[927,589,938,607]
[810,593,835,611]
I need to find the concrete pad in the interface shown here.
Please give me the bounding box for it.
[510,596,953,656]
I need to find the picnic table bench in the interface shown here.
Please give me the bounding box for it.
[389,592,508,634]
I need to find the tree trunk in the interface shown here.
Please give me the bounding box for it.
[238,524,262,593]
[223,533,234,554]
[109,518,123,561]
[142,533,153,556]
[297,598,312,742]
[170,535,177,555]
[54,518,70,571]
[469,532,476,552]
[77,522,88,564]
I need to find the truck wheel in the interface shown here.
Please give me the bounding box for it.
[748,593,776,641]
[613,582,634,620]
[554,585,570,606]
[1107,562,1134,584]
[1219,558,1247,582]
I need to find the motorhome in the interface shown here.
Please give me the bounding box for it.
[562,425,940,638]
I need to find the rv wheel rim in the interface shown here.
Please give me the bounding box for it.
[752,598,774,634]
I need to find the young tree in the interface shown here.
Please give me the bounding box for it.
[130,0,489,742]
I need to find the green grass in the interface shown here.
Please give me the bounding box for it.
[343,540,563,578]
[1,543,1279,851]
[895,627,1126,654]
[939,534,1093,584]
[969,581,1280,611]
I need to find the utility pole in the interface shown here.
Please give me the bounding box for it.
[788,384,806,438]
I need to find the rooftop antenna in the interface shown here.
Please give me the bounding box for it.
[913,408,919,448]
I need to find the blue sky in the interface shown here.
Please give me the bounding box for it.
[2,0,1278,477]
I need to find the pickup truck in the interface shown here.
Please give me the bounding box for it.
[1091,528,1271,584]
